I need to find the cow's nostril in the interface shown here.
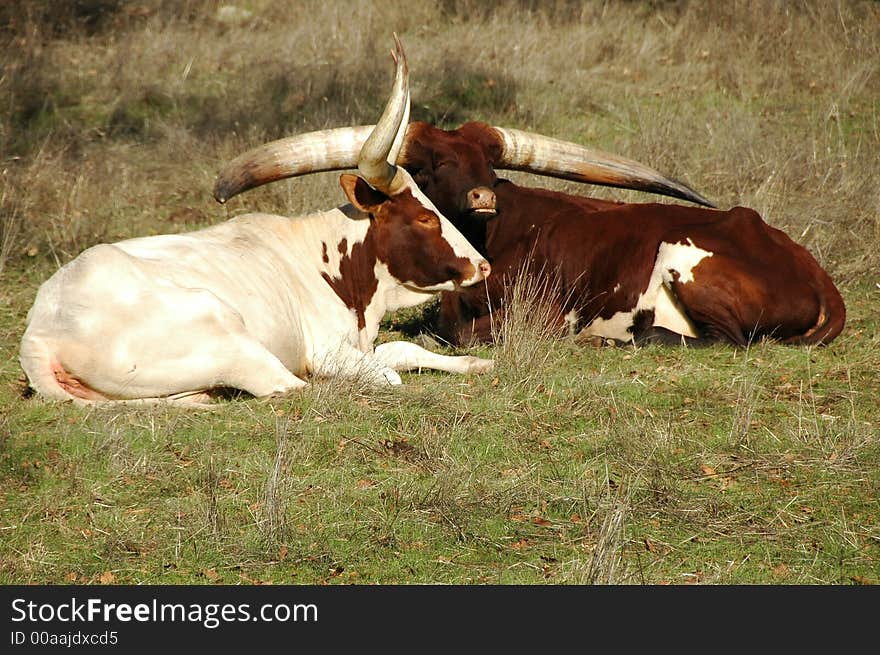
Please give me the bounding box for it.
[478,260,491,277]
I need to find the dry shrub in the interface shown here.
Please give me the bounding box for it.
[258,417,298,546]
[584,494,629,584]
[0,183,21,277]
[491,260,572,380]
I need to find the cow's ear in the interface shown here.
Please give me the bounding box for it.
[340,174,389,214]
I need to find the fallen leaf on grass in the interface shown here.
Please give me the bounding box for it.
[700,464,717,477]
[99,571,115,584]
[510,539,530,549]
[772,563,790,578]
[204,569,221,582]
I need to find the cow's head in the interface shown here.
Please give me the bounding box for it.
[339,38,488,291]
[215,36,489,292]
[402,122,502,221]
[393,121,503,251]
[338,170,489,291]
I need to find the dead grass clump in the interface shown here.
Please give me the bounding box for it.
[0,183,22,277]
[559,470,632,585]
[196,452,228,544]
[257,417,300,546]
[491,262,570,381]
[584,493,629,585]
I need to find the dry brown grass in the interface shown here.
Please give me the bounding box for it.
[490,261,571,381]
[2,1,877,283]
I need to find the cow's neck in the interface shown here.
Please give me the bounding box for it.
[316,206,431,352]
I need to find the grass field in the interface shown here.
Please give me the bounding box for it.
[1,0,878,585]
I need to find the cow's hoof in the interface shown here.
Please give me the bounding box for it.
[380,368,403,386]
[466,357,495,374]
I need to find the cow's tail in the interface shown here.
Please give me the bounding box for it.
[18,333,91,403]
[785,272,846,346]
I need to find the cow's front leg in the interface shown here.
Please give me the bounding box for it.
[374,341,494,375]
[209,333,308,398]
[312,344,403,386]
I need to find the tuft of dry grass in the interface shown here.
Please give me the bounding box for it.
[259,417,295,546]
[583,492,629,585]
[491,261,571,382]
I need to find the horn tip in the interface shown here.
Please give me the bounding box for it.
[391,33,407,74]
[682,187,716,208]
[212,181,232,204]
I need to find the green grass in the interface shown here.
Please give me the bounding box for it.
[1,0,879,585]
[2,281,877,584]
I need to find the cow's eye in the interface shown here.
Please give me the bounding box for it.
[416,214,440,228]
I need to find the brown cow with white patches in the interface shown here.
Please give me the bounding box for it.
[19,39,492,405]
[215,121,845,348]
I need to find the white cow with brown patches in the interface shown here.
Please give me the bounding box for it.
[19,38,492,405]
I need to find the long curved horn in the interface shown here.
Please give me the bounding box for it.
[213,126,373,203]
[212,35,411,204]
[356,33,409,194]
[488,126,715,207]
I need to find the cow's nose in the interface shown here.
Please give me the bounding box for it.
[466,186,497,216]
[478,259,491,278]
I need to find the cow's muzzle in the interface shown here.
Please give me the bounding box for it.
[465,186,497,218]
[453,258,491,288]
